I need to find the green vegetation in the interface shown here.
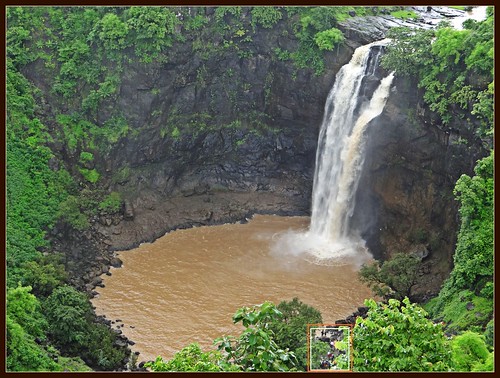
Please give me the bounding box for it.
[251,7,283,29]
[267,298,323,370]
[44,285,128,370]
[425,153,493,334]
[288,7,347,75]
[382,9,494,142]
[360,253,421,300]
[99,192,123,213]
[353,298,452,371]
[390,10,418,20]
[215,301,298,371]
[450,331,493,371]
[145,344,231,372]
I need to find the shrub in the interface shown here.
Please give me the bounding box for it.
[98,192,123,213]
[450,331,492,371]
[353,298,452,371]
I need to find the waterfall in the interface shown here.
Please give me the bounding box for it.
[271,40,394,266]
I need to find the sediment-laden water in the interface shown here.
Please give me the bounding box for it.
[92,215,374,362]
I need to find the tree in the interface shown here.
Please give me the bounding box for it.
[314,28,344,50]
[267,297,322,370]
[450,152,494,290]
[43,285,93,350]
[6,285,57,372]
[6,315,59,372]
[97,13,128,51]
[359,253,421,300]
[125,7,178,62]
[353,298,452,371]
[214,301,298,371]
[21,253,68,297]
[426,152,494,332]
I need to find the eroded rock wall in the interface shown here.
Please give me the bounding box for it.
[26,11,484,298]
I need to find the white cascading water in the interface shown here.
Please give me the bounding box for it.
[272,39,394,266]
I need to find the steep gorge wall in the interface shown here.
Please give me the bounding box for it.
[24,11,483,298]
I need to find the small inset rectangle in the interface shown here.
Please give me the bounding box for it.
[307,324,353,372]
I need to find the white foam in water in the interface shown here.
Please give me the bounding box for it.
[270,230,372,268]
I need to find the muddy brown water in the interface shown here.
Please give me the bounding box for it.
[92,215,374,363]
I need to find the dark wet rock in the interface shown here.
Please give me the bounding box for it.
[124,200,134,220]
[411,244,430,261]
[110,257,123,268]
[91,276,102,286]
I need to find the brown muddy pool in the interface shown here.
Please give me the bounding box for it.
[91,215,374,362]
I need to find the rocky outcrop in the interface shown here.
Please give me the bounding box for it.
[351,71,487,300]
[338,6,468,47]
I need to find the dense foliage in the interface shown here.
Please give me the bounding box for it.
[214,301,298,371]
[450,331,494,372]
[144,344,230,372]
[382,8,494,144]
[359,253,421,300]
[267,297,323,370]
[353,298,452,371]
[425,153,494,334]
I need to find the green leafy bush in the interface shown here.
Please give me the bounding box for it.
[79,168,100,184]
[43,285,93,349]
[99,192,123,213]
[145,343,227,372]
[43,285,128,370]
[57,195,90,231]
[353,298,452,371]
[427,153,493,331]
[314,28,344,50]
[21,254,68,297]
[450,331,492,371]
[251,7,283,29]
[215,301,298,371]
[268,297,322,370]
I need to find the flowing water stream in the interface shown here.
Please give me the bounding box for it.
[92,40,394,364]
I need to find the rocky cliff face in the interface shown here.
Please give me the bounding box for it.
[351,70,486,300]
[28,10,484,299]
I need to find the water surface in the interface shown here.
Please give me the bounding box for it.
[92,215,374,362]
